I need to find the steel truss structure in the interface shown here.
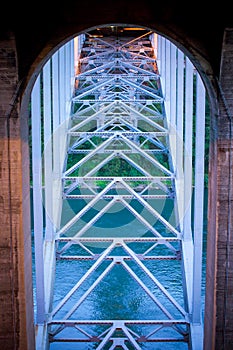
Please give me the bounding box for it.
[31,26,206,350]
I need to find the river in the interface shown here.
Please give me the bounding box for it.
[32,189,207,349]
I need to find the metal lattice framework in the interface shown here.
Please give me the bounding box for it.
[31,26,206,350]
[52,30,186,348]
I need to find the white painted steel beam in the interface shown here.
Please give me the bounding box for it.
[52,51,62,230]
[43,61,53,242]
[192,74,205,324]
[183,57,194,241]
[32,28,206,350]
[189,74,205,350]
[175,49,185,231]
[31,75,46,324]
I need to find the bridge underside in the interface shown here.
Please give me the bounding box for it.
[31,26,206,350]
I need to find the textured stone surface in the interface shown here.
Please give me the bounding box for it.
[204,28,233,350]
[0,34,35,350]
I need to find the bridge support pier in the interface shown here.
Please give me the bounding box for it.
[204,28,233,350]
[0,33,35,350]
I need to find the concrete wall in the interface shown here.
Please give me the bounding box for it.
[204,28,233,350]
[0,33,35,350]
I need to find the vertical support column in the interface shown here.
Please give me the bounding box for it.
[59,46,65,123]
[176,49,184,229]
[189,73,205,350]
[70,39,75,95]
[193,74,205,323]
[52,51,60,170]
[183,57,193,241]
[169,43,177,173]
[31,75,45,323]
[43,61,53,242]
[65,41,73,154]
[170,43,177,128]
[59,45,69,173]
[65,41,72,117]
[165,39,171,124]
[181,57,194,318]
[52,52,61,230]
[176,49,184,178]
[42,60,56,324]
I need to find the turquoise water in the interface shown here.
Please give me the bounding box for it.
[32,190,207,349]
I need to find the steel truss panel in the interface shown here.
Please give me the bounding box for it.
[50,28,194,349]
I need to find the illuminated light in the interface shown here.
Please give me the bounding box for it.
[123,27,145,31]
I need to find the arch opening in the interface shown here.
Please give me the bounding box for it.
[25,24,210,350]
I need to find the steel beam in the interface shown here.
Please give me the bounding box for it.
[31,75,46,324]
[32,27,206,350]
[43,61,53,242]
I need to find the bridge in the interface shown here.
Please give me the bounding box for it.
[31,25,206,349]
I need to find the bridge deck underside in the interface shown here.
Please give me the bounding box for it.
[48,28,194,349]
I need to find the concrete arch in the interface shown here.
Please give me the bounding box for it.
[20,20,219,123]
